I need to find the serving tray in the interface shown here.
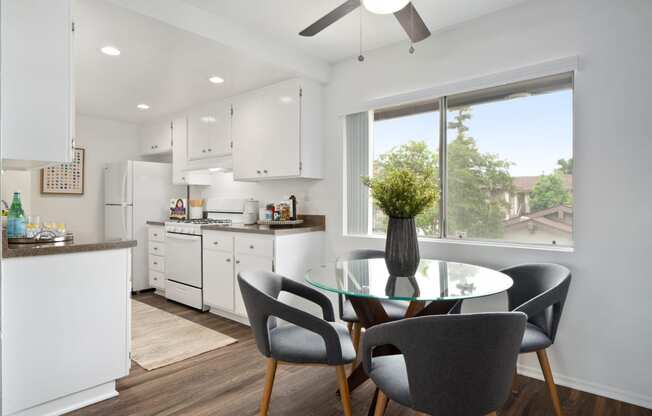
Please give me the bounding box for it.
[256,219,304,226]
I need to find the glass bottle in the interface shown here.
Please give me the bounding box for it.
[7,192,26,238]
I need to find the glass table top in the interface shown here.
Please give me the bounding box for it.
[305,258,513,302]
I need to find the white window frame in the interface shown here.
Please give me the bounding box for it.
[342,57,578,251]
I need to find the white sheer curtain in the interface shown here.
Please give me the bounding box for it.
[345,112,369,235]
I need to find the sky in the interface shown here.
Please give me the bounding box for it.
[373,89,573,177]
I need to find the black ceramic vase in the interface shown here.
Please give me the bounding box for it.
[385,217,420,277]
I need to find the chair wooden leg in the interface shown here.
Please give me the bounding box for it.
[374,390,388,416]
[347,322,353,334]
[260,358,277,416]
[536,349,563,416]
[512,367,520,396]
[351,323,362,371]
[336,366,353,416]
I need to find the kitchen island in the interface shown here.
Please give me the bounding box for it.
[1,234,136,416]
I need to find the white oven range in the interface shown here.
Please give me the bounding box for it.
[163,198,247,310]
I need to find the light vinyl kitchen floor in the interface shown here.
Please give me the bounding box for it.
[67,292,652,416]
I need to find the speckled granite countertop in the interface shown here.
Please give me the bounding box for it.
[146,220,165,226]
[2,231,137,258]
[147,215,326,235]
[201,222,325,235]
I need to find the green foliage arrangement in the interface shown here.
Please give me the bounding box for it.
[362,165,438,219]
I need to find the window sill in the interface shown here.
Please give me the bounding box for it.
[343,233,575,254]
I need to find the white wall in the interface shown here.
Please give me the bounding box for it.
[1,171,32,215]
[198,172,320,214]
[27,115,141,240]
[313,0,652,408]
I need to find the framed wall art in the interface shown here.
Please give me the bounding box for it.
[41,147,85,195]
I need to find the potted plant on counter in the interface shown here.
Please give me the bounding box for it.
[363,166,438,277]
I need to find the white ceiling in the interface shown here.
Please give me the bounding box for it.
[76,0,531,123]
[179,0,530,63]
[74,0,295,123]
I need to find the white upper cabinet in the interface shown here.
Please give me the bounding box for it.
[232,78,323,181]
[1,0,75,169]
[187,100,232,161]
[171,117,211,186]
[140,121,172,155]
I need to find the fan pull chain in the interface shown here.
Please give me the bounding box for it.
[358,7,365,62]
[409,4,415,54]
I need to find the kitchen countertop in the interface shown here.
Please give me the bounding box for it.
[146,220,166,226]
[201,222,325,235]
[2,231,137,258]
[147,215,326,235]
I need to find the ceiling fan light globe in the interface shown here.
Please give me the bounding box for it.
[362,0,410,15]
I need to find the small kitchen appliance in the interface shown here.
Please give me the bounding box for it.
[243,199,259,225]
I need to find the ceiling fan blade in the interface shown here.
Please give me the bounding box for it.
[394,2,431,43]
[299,0,361,37]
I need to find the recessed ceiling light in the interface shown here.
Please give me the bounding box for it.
[100,46,121,56]
[208,76,225,84]
[137,104,150,110]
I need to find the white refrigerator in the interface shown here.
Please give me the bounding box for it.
[104,161,185,291]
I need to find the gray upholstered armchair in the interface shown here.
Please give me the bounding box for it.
[238,270,356,416]
[362,313,526,416]
[502,263,572,416]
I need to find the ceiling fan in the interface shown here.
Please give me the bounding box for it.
[299,0,431,44]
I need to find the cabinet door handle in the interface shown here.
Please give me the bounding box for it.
[202,149,206,153]
[153,233,158,237]
[263,170,268,174]
[213,241,218,245]
[256,170,261,174]
[153,261,158,265]
[236,260,240,264]
[249,245,254,249]
[153,247,158,250]
[226,258,231,262]
[207,148,212,152]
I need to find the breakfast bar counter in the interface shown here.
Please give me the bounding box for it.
[2,232,137,258]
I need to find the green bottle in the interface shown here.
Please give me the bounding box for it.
[7,192,26,238]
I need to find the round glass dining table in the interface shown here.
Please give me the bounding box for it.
[305,257,514,403]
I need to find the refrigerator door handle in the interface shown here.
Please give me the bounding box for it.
[122,168,128,204]
[123,206,128,238]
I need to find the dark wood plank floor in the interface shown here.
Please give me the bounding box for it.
[68,292,651,416]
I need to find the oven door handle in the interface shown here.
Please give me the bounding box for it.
[166,233,200,241]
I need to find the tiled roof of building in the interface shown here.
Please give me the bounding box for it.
[504,205,573,233]
[512,174,573,192]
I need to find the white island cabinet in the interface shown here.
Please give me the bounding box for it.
[1,243,134,416]
[1,0,75,170]
[202,229,324,324]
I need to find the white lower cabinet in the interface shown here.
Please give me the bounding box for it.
[202,230,325,324]
[148,225,166,290]
[234,253,274,317]
[202,232,274,321]
[203,249,235,311]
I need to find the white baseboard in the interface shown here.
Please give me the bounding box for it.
[208,307,250,326]
[517,364,652,410]
[7,381,118,416]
